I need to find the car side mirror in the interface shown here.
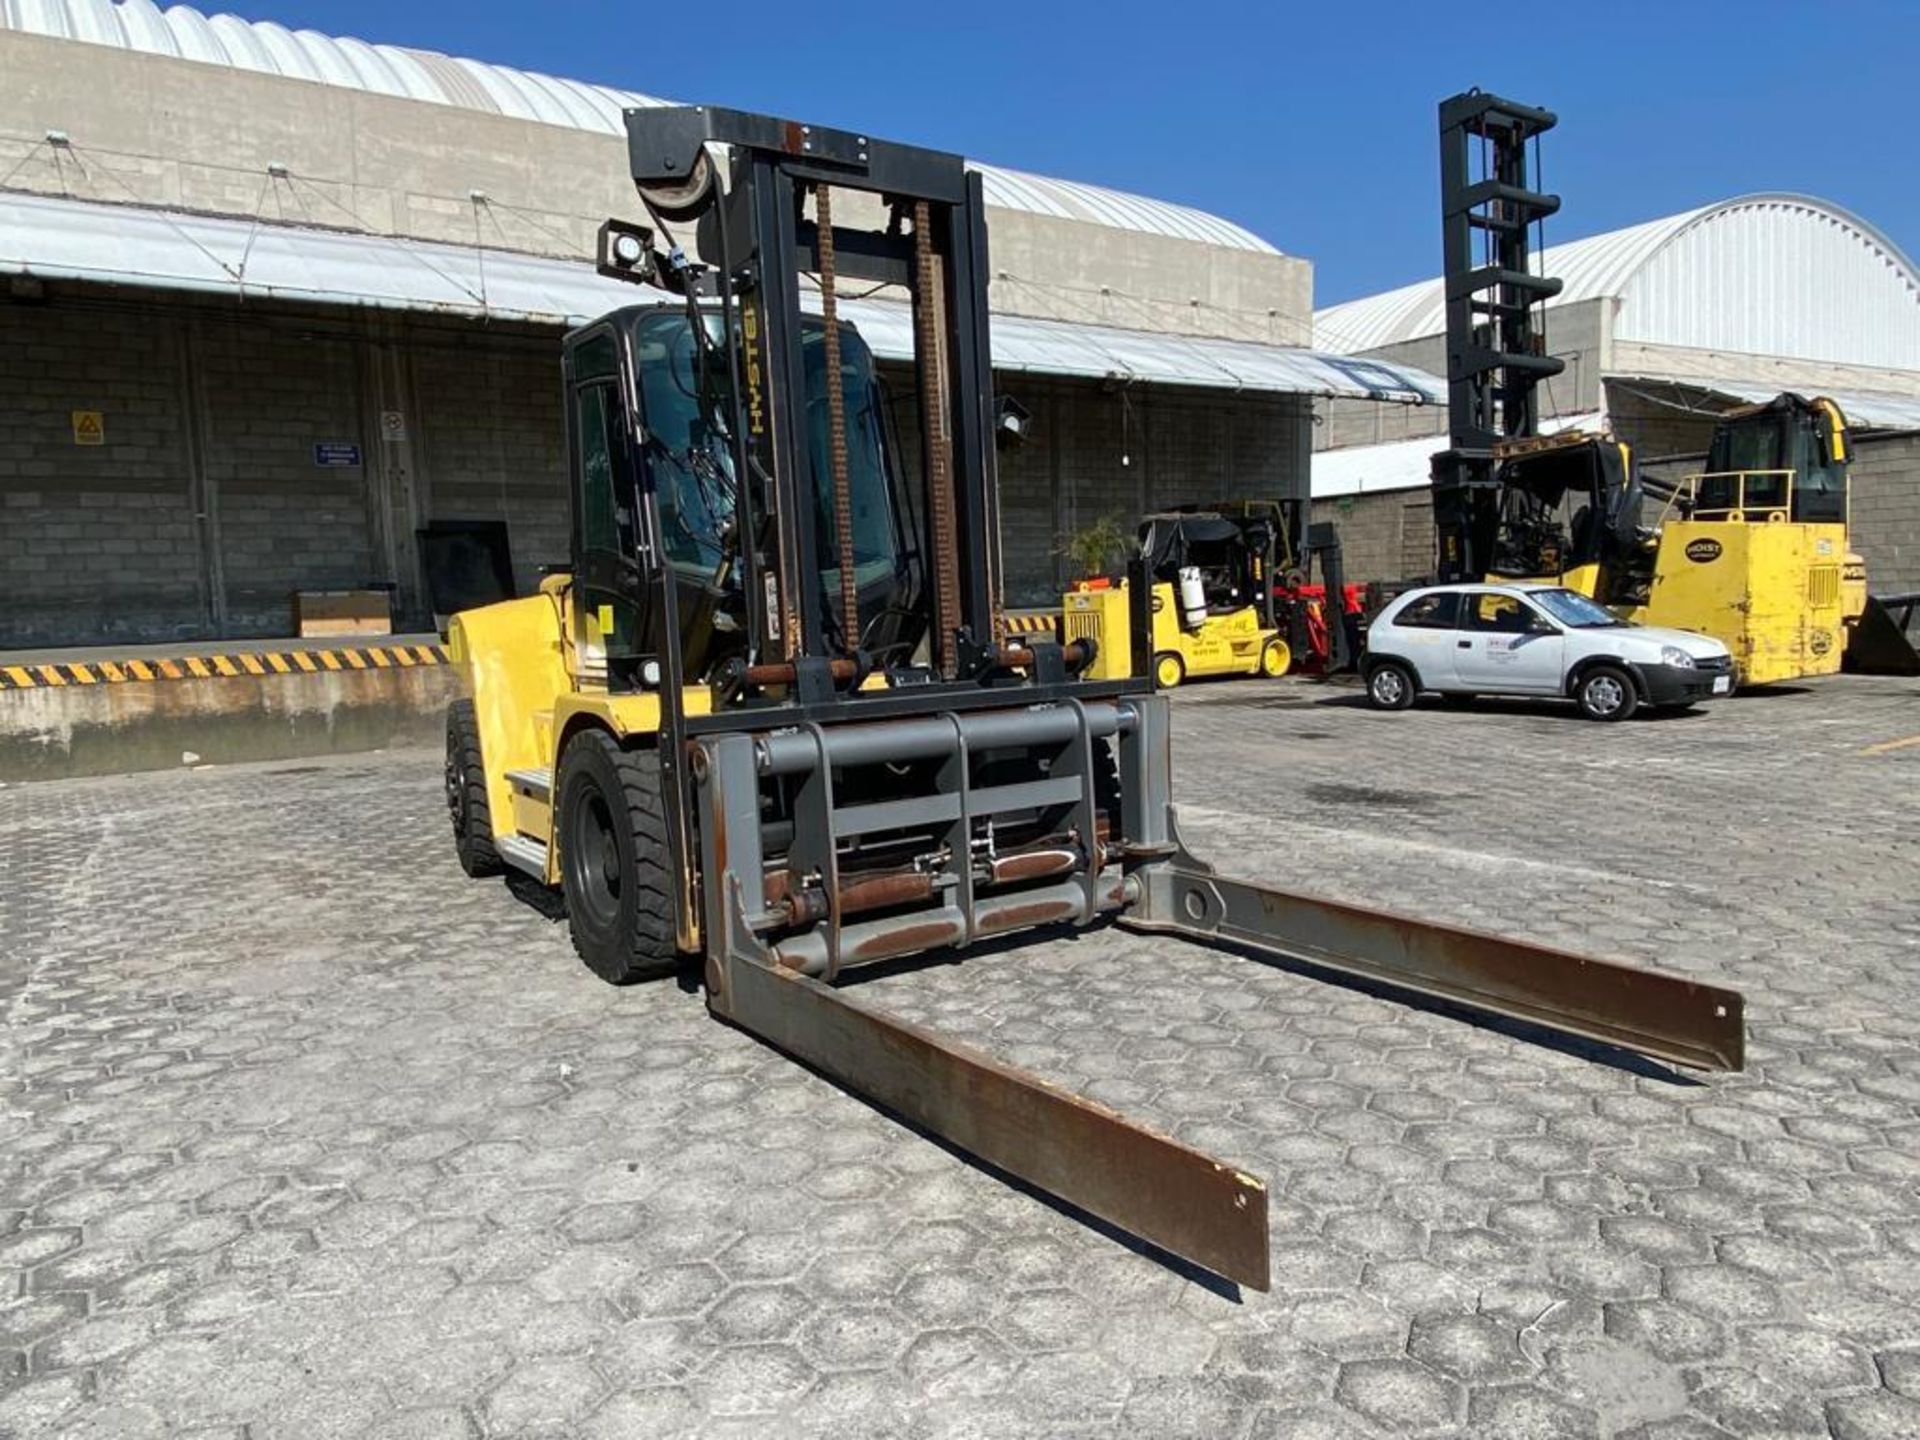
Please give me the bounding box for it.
[1527,614,1560,634]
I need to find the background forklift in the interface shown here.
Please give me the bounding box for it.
[1064,499,1360,686]
[1134,505,1292,686]
[445,103,1744,1290]
[1427,91,1919,684]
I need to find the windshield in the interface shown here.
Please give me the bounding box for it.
[1530,587,1626,628]
[634,310,736,572]
[803,326,901,591]
[633,310,902,599]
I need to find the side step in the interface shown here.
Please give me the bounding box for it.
[505,767,552,801]
[496,832,548,879]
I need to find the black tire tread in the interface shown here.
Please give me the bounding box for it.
[559,730,679,984]
[446,699,503,878]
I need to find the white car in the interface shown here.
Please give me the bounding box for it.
[1363,583,1735,721]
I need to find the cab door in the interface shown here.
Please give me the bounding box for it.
[566,326,654,675]
[1455,591,1565,693]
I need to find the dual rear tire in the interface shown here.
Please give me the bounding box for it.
[445,703,679,985]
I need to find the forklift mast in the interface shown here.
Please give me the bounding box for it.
[1431,91,1565,582]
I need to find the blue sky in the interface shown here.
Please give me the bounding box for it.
[220,0,1918,308]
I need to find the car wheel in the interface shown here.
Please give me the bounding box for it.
[1366,660,1416,711]
[1576,665,1639,722]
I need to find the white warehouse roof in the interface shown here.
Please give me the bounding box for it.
[0,0,1280,255]
[0,191,1441,404]
[1315,194,1920,371]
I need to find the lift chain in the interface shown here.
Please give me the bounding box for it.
[913,199,963,678]
[813,184,860,647]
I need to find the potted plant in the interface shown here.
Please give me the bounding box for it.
[1057,514,1132,590]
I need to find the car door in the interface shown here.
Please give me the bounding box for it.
[1455,591,1566,693]
[1378,591,1463,687]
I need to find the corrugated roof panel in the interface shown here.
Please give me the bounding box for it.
[3,0,1282,254]
[0,191,1429,403]
[1315,195,1920,373]
[330,35,414,100]
[116,1,177,54]
[1313,208,1705,353]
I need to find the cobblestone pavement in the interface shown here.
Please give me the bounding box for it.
[4,676,1919,1439]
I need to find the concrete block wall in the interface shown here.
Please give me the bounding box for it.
[195,323,376,634]
[411,335,570,596]
[1312,489,1433,588]
[0,301,208,644]
[876,369,1309,607]
[1847,433,1920,594]
[0,290,1313,646]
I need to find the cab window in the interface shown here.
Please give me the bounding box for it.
[1395,593,1459,629]
[1466,592,1536,634]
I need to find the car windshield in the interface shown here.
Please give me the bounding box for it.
[1530,587,1627,628]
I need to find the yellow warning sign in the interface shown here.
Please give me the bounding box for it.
[71,410,104,446]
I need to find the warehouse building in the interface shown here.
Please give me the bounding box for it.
[0,0,1440,649]
[1309,195,1920,589]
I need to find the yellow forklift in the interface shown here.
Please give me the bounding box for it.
[444,103,1744,1290]
[1135,508,1291,687]
[1427,92,1913,683]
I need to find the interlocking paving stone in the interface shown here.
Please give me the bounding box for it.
[4,676,1919,1435]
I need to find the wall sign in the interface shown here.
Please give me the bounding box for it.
[71,410,104,446]
[380,411,407,442]
[313,442,363,468]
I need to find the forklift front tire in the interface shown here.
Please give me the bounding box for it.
[1153,652,1186,689]
[1260,638,1291,678]
[556,730,680,985]
[445,700,503,878]
[1366,660,1417,711]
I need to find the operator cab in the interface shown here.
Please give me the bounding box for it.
[564,304,924,691]
[1481,433,1652,604]
[1692,393,1850,524]
[1137,508,1276,622]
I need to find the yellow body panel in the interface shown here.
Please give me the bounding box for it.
[447,591,570,844]
[1147,582,1283,684]
[1062,585,1133,679]
[450,584,712,886]
[1623,519,1847,686]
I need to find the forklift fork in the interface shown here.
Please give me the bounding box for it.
[691,695,1743,1291]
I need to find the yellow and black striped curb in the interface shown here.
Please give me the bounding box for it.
[1003,610,1060,637]
[0,643,450,690]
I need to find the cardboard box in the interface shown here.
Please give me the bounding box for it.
[294,589,393,637]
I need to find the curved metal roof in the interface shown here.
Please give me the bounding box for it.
[0,0,1280,255]
[1314,194,1920,370]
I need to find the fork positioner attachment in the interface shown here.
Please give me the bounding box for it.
[693,691,1744,1292]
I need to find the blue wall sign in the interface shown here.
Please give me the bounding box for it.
[313,442,363,468]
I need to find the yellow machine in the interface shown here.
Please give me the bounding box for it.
[1130,509,1289,687]
[1446,398,1866,685]
[444,103,1746,1292]
[1425,94,1905,685]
